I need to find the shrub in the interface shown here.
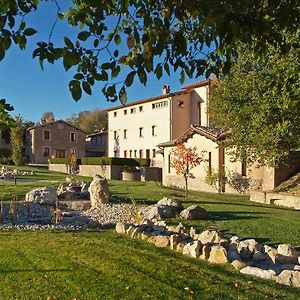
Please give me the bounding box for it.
[0,148,12,164]
[81,157,150,167]
[205,167,227,194]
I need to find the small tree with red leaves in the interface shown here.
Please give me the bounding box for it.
[170,144,205,199]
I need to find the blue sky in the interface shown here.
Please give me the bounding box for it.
[0,1,203,123]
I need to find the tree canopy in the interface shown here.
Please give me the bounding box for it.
[209,31,300,167]
[65,109,107,134]
[0,0,299,104]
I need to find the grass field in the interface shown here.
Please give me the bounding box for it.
[0,230,299,300]
[0,165,299,299]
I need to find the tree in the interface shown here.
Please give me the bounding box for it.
[41,111,55,123]
[170,144,204,199]
[65,109,107,133]
[10,117,25,166]
[0,1,298,102]
[0,99,15,129]
[209,31,300,167]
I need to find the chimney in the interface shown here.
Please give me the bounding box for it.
[162,84,170,95]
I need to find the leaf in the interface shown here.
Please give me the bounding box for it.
[127,35,135,49]
[125,71,136,87]
[155,64,162,79]
[137,68,147,85]
[164,63,170,76]
[119,86,127,104]
[69,80,82,101]
[0,46,5,61]
[74,73,84,80]
[180,70,185,84]
[114,34,121,45]
[24,28,37,36]
[78,31,91,41]
[82,81,92,95]
[64,37,74,49]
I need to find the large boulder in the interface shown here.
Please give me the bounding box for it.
[208,245,228,264]
[240,267,276,280]
[25,186,57,206]
[276,270,300,287]
[138,197,183,221]
[276,244,299,264]
[180,205,208,220]
[88,175,110,207]
[196,230,224,245]
[237,239,262,260]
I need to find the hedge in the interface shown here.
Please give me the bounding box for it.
[48,158,81,165]
[80,157,150,167]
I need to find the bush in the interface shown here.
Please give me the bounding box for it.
[0,148,12,164]
[48,158,68,164]
[81,157,150,167]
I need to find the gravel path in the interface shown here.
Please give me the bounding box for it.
[81,202,137,225]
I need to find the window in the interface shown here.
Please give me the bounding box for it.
[124,150,127,158]
[43,130,50,140]
[198,102,201,126]
[134,150,137,157]
[114,150,117,157]
[114,131,117,139]
[242,161,247,176]
[139,106,143,112]
[177,100,184,108]
[151,125,156,136]
[71,148,77,154]
[139,149,143,158]
[113,112,117,117]
[123,129,127,139]
[129,150,132,158]
[139,127,143,137]
[152,100,168,109]
[124,109,127,115]
[146,149,150,159]
[168,154,171,173]
[130,107,136,114]
[152,149,156,158]
[43,147,50,157]
[208,152,212,175]
[70,132,77,142]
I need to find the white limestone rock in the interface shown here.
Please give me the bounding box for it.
[88,175,110,207]
[240,267,276,280]
[25,186,58,206]
[180,205,208,220]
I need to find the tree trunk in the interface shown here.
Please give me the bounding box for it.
[184,175,188,199]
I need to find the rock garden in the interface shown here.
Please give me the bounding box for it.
[1,171,299,290]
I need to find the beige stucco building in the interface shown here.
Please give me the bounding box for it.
[159,125,300,193]
[107,80,213,166]
[26,120,87,164]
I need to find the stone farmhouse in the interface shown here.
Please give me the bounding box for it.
[85,130,108,157]
[26,120,87,164]
[107,79,213,167]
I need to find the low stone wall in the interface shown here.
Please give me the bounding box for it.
[163,174,239,194]
[122,171,141,181]
[79,165,122,180]
[140,167,162,182]
[0,202,53,224]
[250,191,300,210]
[48,164,68,173]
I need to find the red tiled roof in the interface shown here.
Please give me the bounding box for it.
[182,79,211,90]
[106,90,188,112]
[157,125,228,147]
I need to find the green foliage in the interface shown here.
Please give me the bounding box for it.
[210,31,300,167]
[0,1,298,102]
[0,147,12,163]
[48,158,68,164]
[0,99,15,129]
[41,111,54,123]
[66,109,107,134]
[204,167,227,194]
[81,157,150,167]
[10,118,24,166]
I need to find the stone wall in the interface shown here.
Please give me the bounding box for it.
[49,164,68,173]
[250,191,300,210]
[79,165,123,180]
[140,167,162,182]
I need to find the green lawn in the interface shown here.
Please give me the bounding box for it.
[0,230,299,300]
[0,165,299,299]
